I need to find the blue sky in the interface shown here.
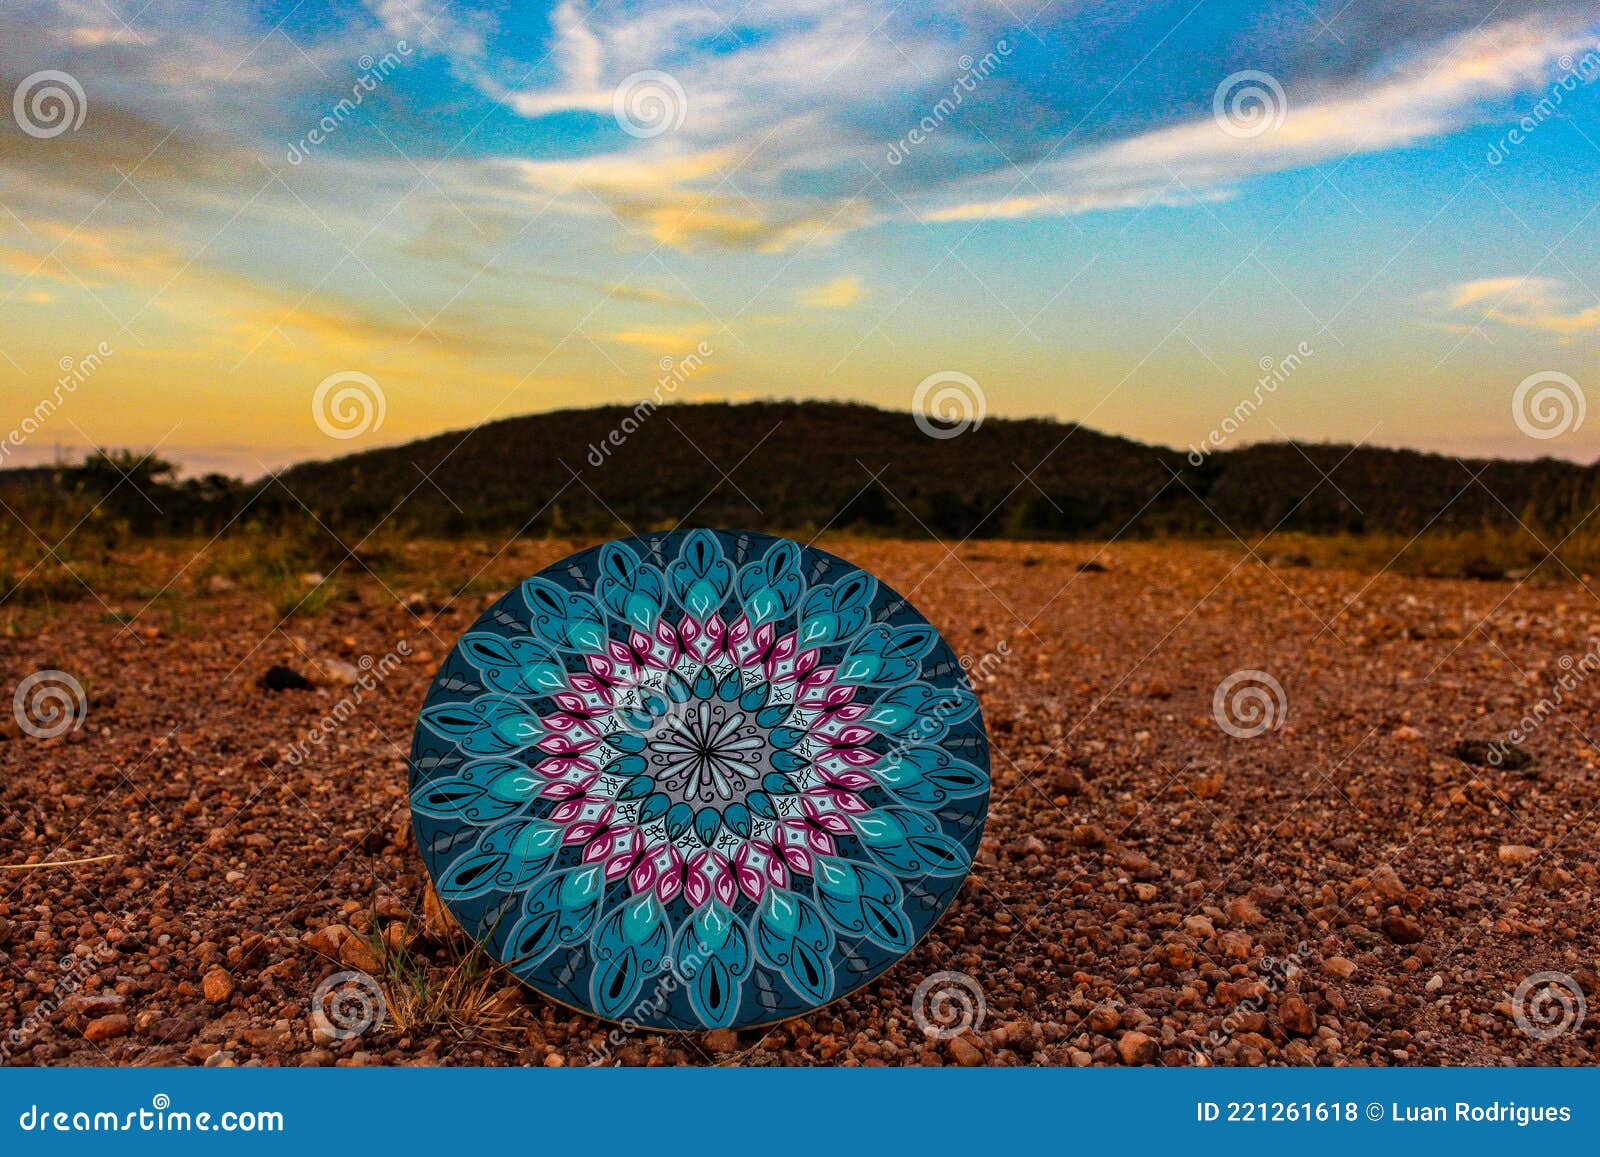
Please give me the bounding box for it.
[1,0,1598,473]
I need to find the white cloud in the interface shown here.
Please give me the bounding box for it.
[1438,275,1600,334]
[917,16,1594,223]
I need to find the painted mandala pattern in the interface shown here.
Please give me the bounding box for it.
[408,530,990,1031]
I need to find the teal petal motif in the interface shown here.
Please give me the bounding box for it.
[596,541,665,632]
[589,893,670,1019]
[458,633,567,696]
[410,757,535,822]
[798,572,877,647]
[521,577,608,653]
[666,529,734,620]
[755,889,835,1005]
[735,538,803,626]
[419,696,544,755]
[836,623,937,686]
[504,864,607,969]
[436,819,563,899]
[873,745,988,806]
[812,855,913,951]
[674,901,751,1029]
[857,682,975,738]
[851,807,972,877]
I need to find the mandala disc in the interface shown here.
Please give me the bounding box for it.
[409,530,990,1031]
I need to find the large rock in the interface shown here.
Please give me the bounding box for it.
[1116,1030,1159,1065]
[202,968,235,1004]
[84,1014,130,1042]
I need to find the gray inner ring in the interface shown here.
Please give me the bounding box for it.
[644,697,776,807]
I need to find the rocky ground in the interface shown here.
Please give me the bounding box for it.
[1,537,1597,1067]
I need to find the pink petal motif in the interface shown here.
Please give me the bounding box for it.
[535,756,597,779]
[564,818,608,843]
[536,712,600,754]
[627,623,681,669]
[778,817,836,860]
[536,734,597,755]
[654,617,682,662]
[555,800,615,844]
[807,704,869,743]
[629,855,656,893]
[552,690,604,717]
[816,766,875,791]
[679,614,726,663]
[734,841,787,900]
[595,828,639,878]
[678,614,701,654]
[549,798,586,824]
[584,653,623,685]
[735,861,764,903]
[766,631,797,665]
[683,857,709,908]
[800,792,857,834]
[766,635,822,686]
[751,622,776,663]
[831,789,870,814]
[533,755,599,800]
[783,845,812,874]
[584,828,627,866]
[653,846,685,904]
[606,639,635,667]
[729,618,776,668]
[816,744,880,771]
[798,677,853,709]
[553,673,615,714]
[685,849,737,908]
[775,831,813,874]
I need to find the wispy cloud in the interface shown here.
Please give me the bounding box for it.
[800,275,866,308]
[1438,276,1600,334]
[923,17,1595,223]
